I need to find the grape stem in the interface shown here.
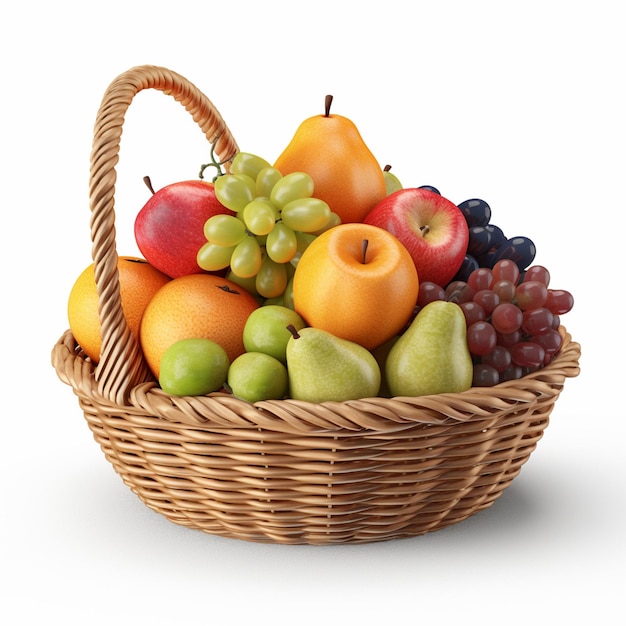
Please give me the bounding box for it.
[198,135,232,182]
[361,239,369,264]
[325,95,333,117]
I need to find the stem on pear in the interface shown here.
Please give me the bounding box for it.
[143,176,156,195]
[361,239,369,264]
[384,164,392,172]
[286,324,301,339]
[324,95,333,117]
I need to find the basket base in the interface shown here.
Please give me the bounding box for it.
[53,326,580,545]
[79,395,550,545]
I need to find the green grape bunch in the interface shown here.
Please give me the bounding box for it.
[197,152,341,301]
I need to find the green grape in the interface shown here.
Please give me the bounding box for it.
[203,214,247,247]
[262,294,284,306]
[290,231,317,267]
[312,211,342,236]
[230,235,263,278]
[207,152,332,285]
[256,255,288,299]
[281,197,331,233]
[226,270,261,299]
[197,241,236,271]
[285,258,296,278]
[282,276,295,310]
[265,222,298,263]
[256,166,283,197]
[214,173,256,212]
[242,198,279,236]
[230,152,272,180]
[270,171,314,208]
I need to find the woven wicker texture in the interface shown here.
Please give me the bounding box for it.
[52,65,581,545]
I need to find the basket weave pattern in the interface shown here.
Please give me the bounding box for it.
[52,65,581,545]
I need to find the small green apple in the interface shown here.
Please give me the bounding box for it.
[227,352,289,402]
[159,338,230,396]
[243,304,306,363]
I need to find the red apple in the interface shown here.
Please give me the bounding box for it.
[134,179,235,278]
[363,188,469,287]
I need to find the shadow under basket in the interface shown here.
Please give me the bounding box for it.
[51,65,581,545]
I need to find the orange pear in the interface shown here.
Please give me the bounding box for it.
[274,96,386,224]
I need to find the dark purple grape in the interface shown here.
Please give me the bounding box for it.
[467,267,494,291]
[533,329,563,356]
[460,301,486,326]
[524,265,550,286]
[521,307,554,335]
[515,280,548,311]
[457,198,492,227]
[417,281,446,307]
[467,321,497,356]
[491,303,523,334]
[510,342,545,368]
[467,224,507,259]
[418,185,440,194]
[491,236,536,272]
[445,280,476,304]
[473,289,499,314]
[472,364,500,387]
[492,279,516,303]
[496,329,522,348]
[452,254,479,282]
[545,289,574,315]
[481,345,512,373]
[492,259,521,284]
[500,365,524,382]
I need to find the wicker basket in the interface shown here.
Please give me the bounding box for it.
[51,65,581,545]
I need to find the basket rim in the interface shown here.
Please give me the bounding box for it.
[52,323,581,432]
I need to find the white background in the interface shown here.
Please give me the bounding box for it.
[2,1,622,623]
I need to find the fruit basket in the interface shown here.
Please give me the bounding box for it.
[51,65,581,545]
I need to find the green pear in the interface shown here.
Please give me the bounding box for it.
[386,300,473,397]
[286,326,381,402]
[383,165,403,195]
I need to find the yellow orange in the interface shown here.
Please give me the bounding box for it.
[139,273,259,378]
[292,223,419,350]
[67,256,171,363]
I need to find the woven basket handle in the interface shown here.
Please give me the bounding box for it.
[89,65,238,404]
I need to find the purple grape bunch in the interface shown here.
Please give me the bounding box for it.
[454,198,536,281]
[413,189,574,387]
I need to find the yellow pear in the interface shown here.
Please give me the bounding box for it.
[274,95,386,224]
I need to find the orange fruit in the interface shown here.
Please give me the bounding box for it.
[292,223,419,350]
[273,103,386,224]
[139,273,260,378]
[67,256,171,363]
